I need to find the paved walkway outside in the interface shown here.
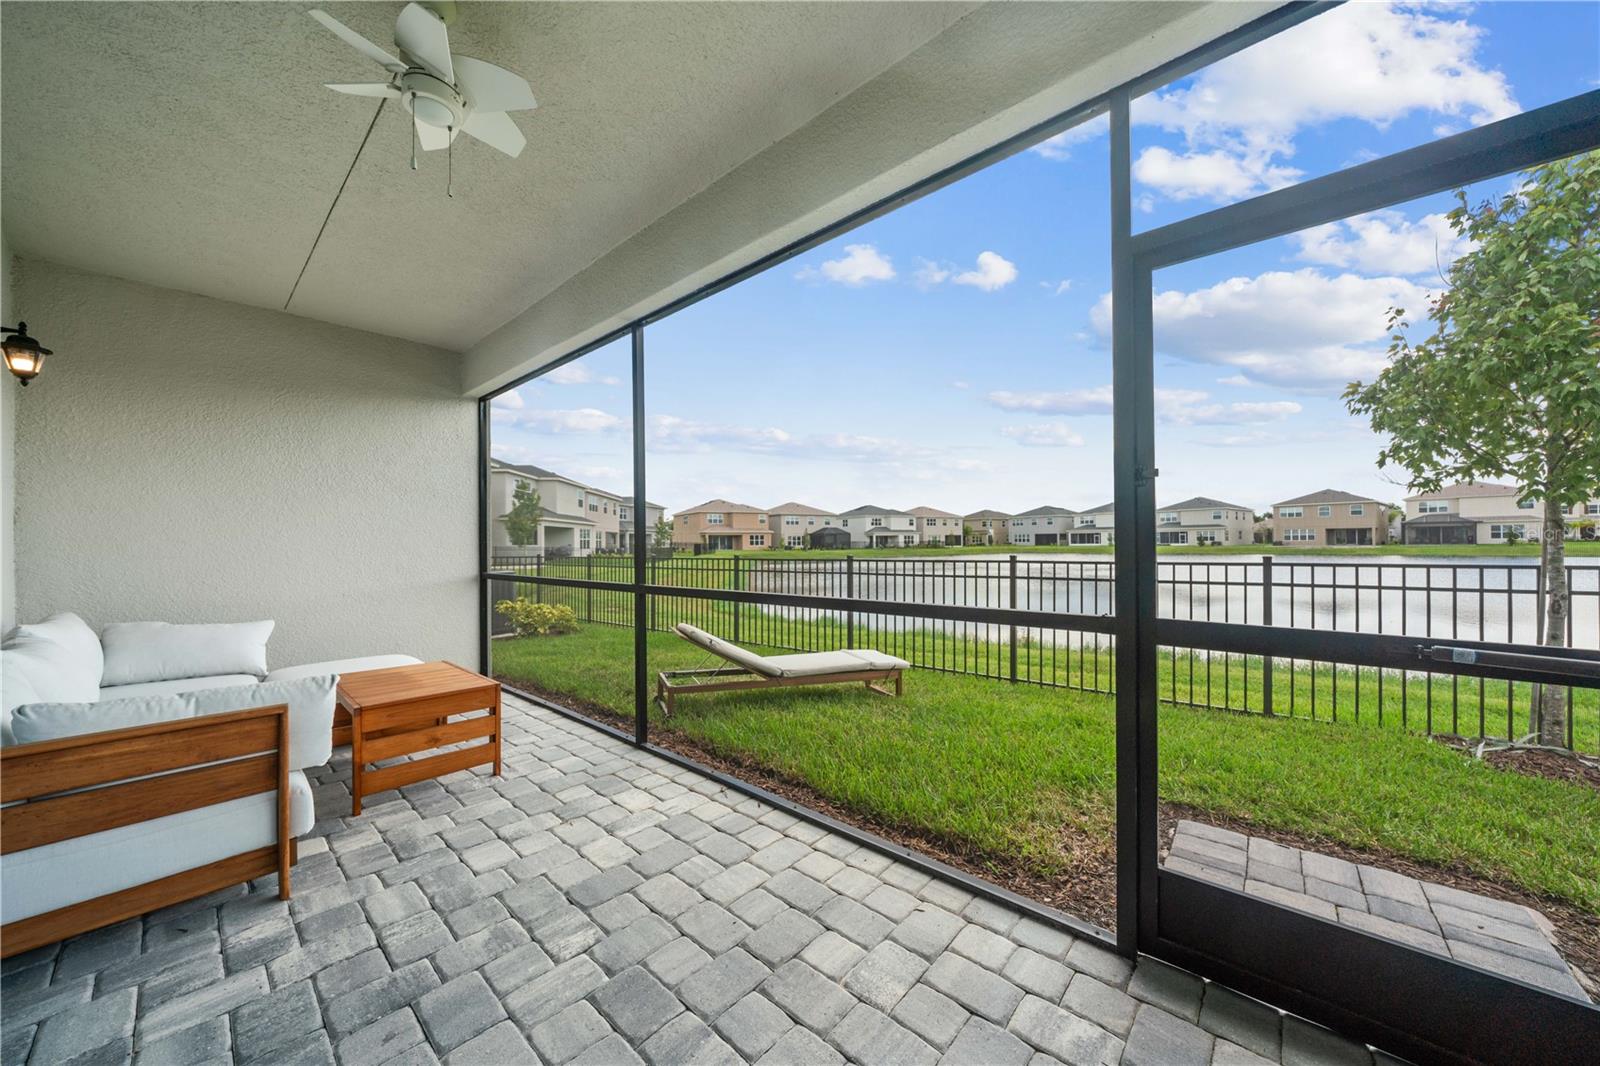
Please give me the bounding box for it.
[2,695,1397,1066]
[1165,820,1586,1000]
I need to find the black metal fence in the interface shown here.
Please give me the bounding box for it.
[488,553,1599,751]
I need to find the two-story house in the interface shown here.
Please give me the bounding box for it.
[490,459,622,558]
[767,502,842,548]
[908,506,963,546]
[618,497,666,552]
[1402,483,1600,545]
[1071,503,1115,546]
[1008,506,1077,546]
[673,499,771,550]
[964,509,1011,546]
[838,505,916,548]
[1272,490,1388,546]
[1156,497,1254,546]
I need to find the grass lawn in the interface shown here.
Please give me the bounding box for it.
[494,621,1600,917]
[508,542,1600,563]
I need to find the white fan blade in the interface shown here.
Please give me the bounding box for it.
[326,82,401,98]
[453,55,537,113]
[463,109,526,158]
[414,120,461,152]
[395,2,455,83]
[308,10,406,73]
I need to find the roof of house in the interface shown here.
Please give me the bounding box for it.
[1079,502,1115,514]
[840,504,910,516]
[1160,496,1251,512]
[677,498,766,515]
[965,509,1011,520]
[1405,482,1517,502]
[1404,512,1478,526]
[1016,505,1077,517]
[1275,488,1381,507]
[907,506,961,518]
[490,458,623,500]
[767,501,836,516]
[620,496,665,509]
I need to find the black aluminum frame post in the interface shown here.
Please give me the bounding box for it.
[631,324,649,745]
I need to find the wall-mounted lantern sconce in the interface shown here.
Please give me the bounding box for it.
[1,323,52,386]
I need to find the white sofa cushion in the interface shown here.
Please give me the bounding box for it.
[101,674,261,701]
[3,612,103,705]
[101,620,274,686]
[0,770,313,925]
[9,695,193,746]
[188,675,336,770]
[264,654,422,683]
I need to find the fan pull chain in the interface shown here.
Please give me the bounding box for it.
[410,97,418,171]
[447,129,454,198]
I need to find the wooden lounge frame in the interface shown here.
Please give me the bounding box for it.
[655,664,903,716]
[1,704,293,959]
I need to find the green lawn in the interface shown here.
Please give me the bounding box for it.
[494,621,1600,916]
[507,542,1600,563]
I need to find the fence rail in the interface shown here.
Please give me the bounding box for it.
[487,553,1600,752]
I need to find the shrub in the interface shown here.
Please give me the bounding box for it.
[496,600,580,637]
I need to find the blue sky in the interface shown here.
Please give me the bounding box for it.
[492,2,1600,519]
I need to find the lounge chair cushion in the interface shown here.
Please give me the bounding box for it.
[762,650,911,678]
[265,654,423,683]
[101,620,275,686]
[673,624,783,677]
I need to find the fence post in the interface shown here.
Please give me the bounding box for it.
[649,554,658,631]
[732,555,742,643]
[1261,554,1274,715]
[586,553,594,622]
[846,555,856,649]
[1008,555,1019,683]
[535,553,543,604]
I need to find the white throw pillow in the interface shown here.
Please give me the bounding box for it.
[188,674,336,770]
[10,694,194,746]
[3,612,104,704]
[101,620,274,686]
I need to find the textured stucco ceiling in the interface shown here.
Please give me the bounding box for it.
[1,2,972,349]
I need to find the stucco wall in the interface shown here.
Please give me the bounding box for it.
[2,233,16,633]
[12,259,476,669]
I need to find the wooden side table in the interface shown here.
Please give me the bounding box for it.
[337,661,502,816]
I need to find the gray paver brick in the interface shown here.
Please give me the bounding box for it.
[644,937,713,988]
[677,899,752,954]
[817,894,895,948]
[1002,948,1073,1001]
[943,1016,1034,1066]
[678,947,770,1020]
[590,965,685,1042]
[336,1007,426,1066]
[1065,940,1133,987]
[433,918,533,982]
[1280,1016,1372,1066]
[755,1024,845,1066]
[233,980,321,1063]
[831,1002,939,1066]
[377,910,452,968]
[730,887,788,927]
[924,952,1025,1025]
[765,868,835,913]
[443,1019,538,1065]
[1123,1003,1212,1066]
[131,1017,229,1066]
[415,971,507,1052]
[530,1001,612,1064]
[1128,959,1204,1023]
[894,905,966,959]
[1062,973,1138,1037]
[844,940,929,1013]
[636,873,701,919]
[313,948,392,1001]
[592,913,679,975]
[138,966,270,1046]
[30,985,136,1065]
[799,929,867,980]
[714,992,793,1060]
[763,959,858,1032]
[951,923,1017,971]
[1199,986,1282,1061]
[893,983,970,1050]
[323,959,442,1040]
[1009,994,1122,1065]
[742,907,824,966]
[639,1013,736,1066]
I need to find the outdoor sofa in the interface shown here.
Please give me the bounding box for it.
[0,611,417,956]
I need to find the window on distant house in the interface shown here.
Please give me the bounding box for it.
[1419,501,1449,513]
[579,529,591,550]
[1350,504,1364,515]
[1283,528,1315,542]
[1159,513,1178,524]
[1588,503,1600,515]
[1518,499,1536,509]
[759,514,767,523]
[708,513,725,525]
[1489,524,1527,540]
[749,534,765,546]
[1317,505,1331,517]
[1279,507,1303,518]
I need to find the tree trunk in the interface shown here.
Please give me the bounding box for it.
[1531,498,1569,746]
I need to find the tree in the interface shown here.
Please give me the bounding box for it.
[652,518,674,552]
[505,481,543,548]
[1345,151,1600,747]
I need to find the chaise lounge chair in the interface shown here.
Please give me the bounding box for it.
[656,623,910,715]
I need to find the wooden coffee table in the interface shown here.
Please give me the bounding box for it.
[337,661,502,816]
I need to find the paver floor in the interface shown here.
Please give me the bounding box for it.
[3,695,1396,1066]
[1164,820,1588,1001]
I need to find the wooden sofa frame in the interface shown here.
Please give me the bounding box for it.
[655,665,903,716]
[1,704,293,959]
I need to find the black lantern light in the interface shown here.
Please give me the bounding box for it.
[1,323,52,386]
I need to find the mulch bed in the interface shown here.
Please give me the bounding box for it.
[1430,735,1600,791]
[503,680,1597,992]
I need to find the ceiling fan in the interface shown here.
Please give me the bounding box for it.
[308,2,537,163]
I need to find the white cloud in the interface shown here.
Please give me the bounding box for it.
[1293,210,1472,277]
[798,243,896,286]
[544,363,621,386]
[648,415,793,453]
[1039,279,1072,295]
[489,390,525,420]
[1132,146,1301,201]
[987,385,1114,415]
[516,408,627,433]
[1091,268,1434,391]
[1036,5,1520,203]
[1002,423,1086,448]
[1030,113,1109,160]
[951,380,971,390]
[952,251,1018,292]
[913,259,951,288]
[1161,397,1302,426]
